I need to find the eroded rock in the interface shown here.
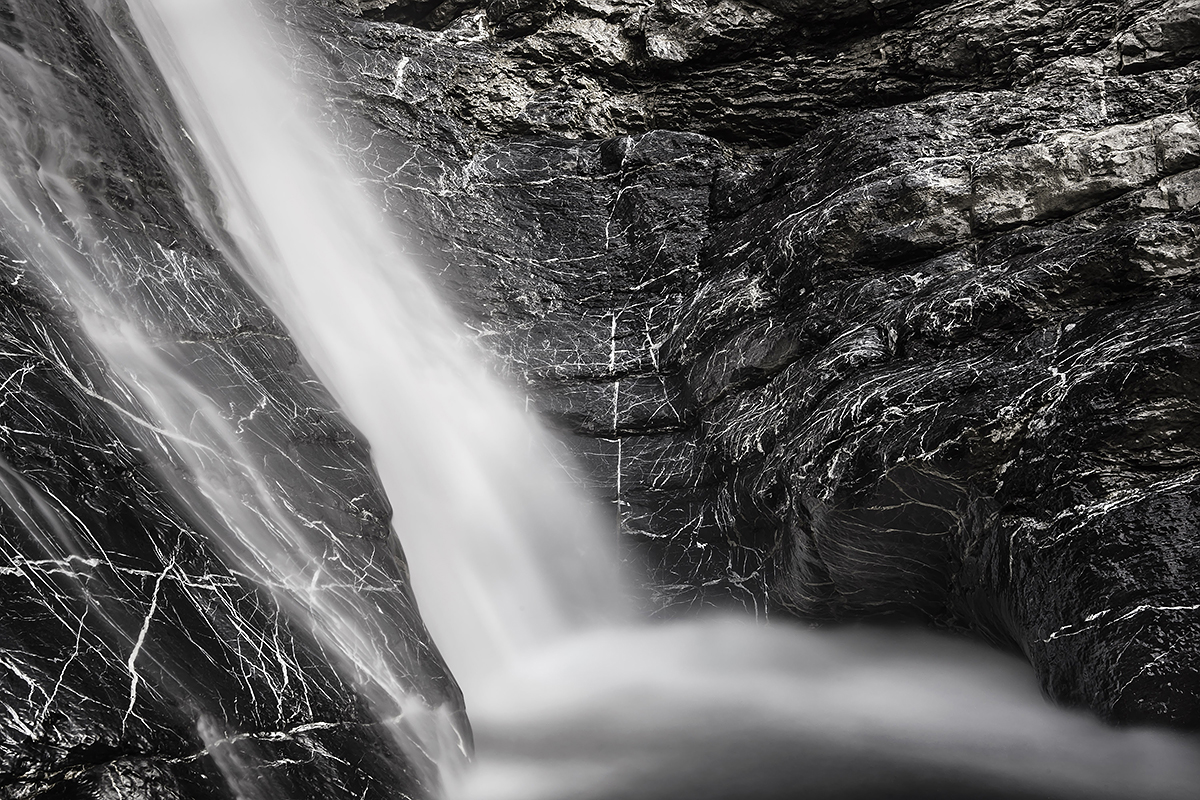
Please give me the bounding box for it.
[287,0,1200,729]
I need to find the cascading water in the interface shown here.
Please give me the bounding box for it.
[0,0,622,795]
[0,1,1199,799]
[0,1,471,792]
[120,0,631,696]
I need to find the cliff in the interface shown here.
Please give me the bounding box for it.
[288,0,1200,726]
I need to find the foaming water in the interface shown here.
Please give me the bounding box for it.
[457,617,1200,799]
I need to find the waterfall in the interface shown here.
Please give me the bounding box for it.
[0,0,626,794]
[0,0,480,791]
[122,0,631,694]
[122,3,1200,797]
[0,1,1198,799]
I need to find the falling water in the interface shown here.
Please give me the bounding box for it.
[124,3,1200,798]
[0,0,1199,798]
[0,0,479,790]
[122,0,631,695]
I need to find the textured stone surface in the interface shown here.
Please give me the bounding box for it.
[0,2,460,798]
[286,0,1200,727]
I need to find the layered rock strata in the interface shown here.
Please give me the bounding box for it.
[289,0,1200,726]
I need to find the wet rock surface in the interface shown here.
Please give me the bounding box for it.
[0,2,459,798]
[288,0,1200,726]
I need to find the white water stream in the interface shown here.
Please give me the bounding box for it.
[123,0,630,695]
[5,0,1200,797]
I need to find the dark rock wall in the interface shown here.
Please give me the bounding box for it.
[288,0,1200,726]
[0,2,458,797]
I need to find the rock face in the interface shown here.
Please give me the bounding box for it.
[287,0,1200,726]
[0,2,460,798]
